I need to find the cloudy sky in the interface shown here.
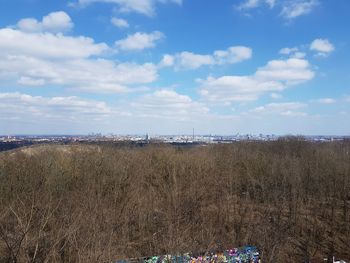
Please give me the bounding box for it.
[0,0,349,135]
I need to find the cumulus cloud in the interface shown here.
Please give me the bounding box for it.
[17,11,73,33]
[17,76,46,86]
[236,0,275,10]
[0,55,158,93]
[131,90,209,120]
[0,28,108,59]
[199,76,283,102]
[159,54,175,67]
[0,90,210,134]
[111,17,129,28]
[279,47,299,55]
[160,46,252,70]
[279,47,306,58]
[171,52,214,70]
[255,57,314,85]
[280,0,318,19]
[74,0,182,16]
[312,98,336,104]
[0,14,159,93]
[310,38,335,57]
[250,102,307,116]
[292,52,306,59]
[0,92,113,122]
[199,58,314,103]
[214,46,253,64]
[115,31,164,51]
[237,0,260,10]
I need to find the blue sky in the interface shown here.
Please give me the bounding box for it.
[0,0,349,135]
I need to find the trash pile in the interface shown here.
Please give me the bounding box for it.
[116,246,260,263]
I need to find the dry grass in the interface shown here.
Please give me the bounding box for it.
[0,140,349,262]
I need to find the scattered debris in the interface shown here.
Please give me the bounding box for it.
[324,256,347,263]
[116,246,260,263]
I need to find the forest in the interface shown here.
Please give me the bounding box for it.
[0,139,349,262]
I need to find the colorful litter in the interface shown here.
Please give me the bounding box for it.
[116,246,260,263]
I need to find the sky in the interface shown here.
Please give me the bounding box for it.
[0,0,349,135]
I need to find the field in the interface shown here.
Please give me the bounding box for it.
[0,140,349,262]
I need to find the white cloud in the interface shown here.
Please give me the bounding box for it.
[174,52,215,70]
[199,58,314,103]
[0,55,158,93]
[0,19,158,93]
[313,98,336,104]
[17,76,46,86]
[255,58,314,85]
[17,11,73,33]
[159,54,175,67]
[17,19,41,32]
[280,111,307,117]
[161,46,252,70]
[214,46,253,64]
[280,0,318,19]
[199,76,283,102]
[111,17,129,28]
[115,31,164,51]
[250,102,307,116]
[0,92,113,121]
[237,0,318,20]
[131,90,209,120]
[0,28,108,59]
[74,0,182,16]
[279,47,299,55]
[270,92,282,99]
[237,0,276,10]
[279,47,306,58]
[237,0,260,10]
[292,52,306,59]
[310,38,335,57]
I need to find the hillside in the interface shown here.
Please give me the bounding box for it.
[0,141,349,262]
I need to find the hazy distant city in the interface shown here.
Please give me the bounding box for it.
[1,133,349,146]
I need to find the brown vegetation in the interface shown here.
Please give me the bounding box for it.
[0,140,349,262]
